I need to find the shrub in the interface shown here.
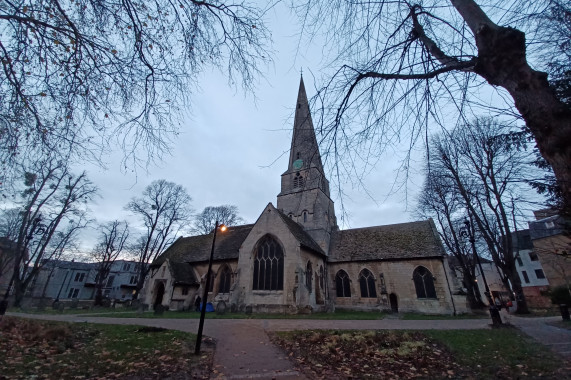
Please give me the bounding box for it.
[549,285,571,305]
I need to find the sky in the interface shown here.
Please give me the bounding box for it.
[77,3,426,249]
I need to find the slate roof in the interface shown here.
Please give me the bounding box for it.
[275,208,326,256]
[152,224,255,267]
[42,259,95,271]
[529,215,569,240]
[328,220,445,262]
[168,261,199,285]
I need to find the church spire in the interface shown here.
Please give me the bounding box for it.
[277,75,337,253]
[287,76,324,174]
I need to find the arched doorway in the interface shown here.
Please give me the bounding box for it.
[389,293,398,313]
[154,282,165,309]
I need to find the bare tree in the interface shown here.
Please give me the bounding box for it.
[427,118,543,313]
[91,220,129,306]
[193,204,244,235]
[416,168,484,309]
[0,208,22,240]
[294,0,571,216]
[0,0,272,180]
[126,179,192,298]
[1,157,96,309]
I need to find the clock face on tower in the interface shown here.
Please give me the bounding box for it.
[292,159,303,170]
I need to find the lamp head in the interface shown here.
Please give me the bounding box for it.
[219,224,227,232]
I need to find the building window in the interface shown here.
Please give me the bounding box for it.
[534,269,546,279]
[521,270,530,283]
[182,286,189,296]
[67,288,79,298]
[516,256,523,266]
[319,266,324,289]
[218,265,232,294]
[359,269,377,298]
[305,261,313,292]
[303,210,308,223]
[335,270,351,297]
[413,266,436,299]
[74,272,85,282]
[252,235,284,291]
[529,251,539,261]
[123,263,130,271]
[106,276,115,288]
[130,275,137,284]
[294,172,304,188]
[206,270,215,292]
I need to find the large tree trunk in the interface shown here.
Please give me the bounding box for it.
[470,22,571,216]
[464,274,485,309]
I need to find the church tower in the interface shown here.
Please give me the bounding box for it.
[277,76,337,253]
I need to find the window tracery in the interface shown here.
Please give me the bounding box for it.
[359,269,377,298]
[252,235,284,291]
[413,266,437,298]
[335,270,351,297]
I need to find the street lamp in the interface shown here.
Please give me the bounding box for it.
[195,221,227,355]
[460,218,502,326]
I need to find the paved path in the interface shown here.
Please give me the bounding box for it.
[503,313,571,360]
[7,312,571,379]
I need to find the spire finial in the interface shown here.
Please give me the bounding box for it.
[300,67,303,77]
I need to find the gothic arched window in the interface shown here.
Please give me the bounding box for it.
[413,266,437,298]
[359,269,377,298]
[335,270,351,297]
[306,261,313,292]
[218,265,232,294]
[204,270,215,292]
[253,235,284,291]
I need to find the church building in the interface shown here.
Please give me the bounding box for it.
[142,77,465,315]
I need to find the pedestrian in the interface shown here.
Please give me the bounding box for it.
[194,295,201,312]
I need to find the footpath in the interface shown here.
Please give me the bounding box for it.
[7,312,571,379]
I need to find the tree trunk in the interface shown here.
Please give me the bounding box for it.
[472,24,571,215]
[503,266,530,314]
[13,277,25,308]
[464,275,484,309]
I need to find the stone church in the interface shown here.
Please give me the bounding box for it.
[142,77,465,315]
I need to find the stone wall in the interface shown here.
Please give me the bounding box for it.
[328,258,457,314]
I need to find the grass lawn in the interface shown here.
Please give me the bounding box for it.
[400,312,488,320]
[62,308,486,320]
[271,328,569,379]
[9,306,137,315]
[0,316,212,379]
[88,309,392,319]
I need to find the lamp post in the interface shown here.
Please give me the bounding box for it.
[195,221,227,355]
[460,218,502,326]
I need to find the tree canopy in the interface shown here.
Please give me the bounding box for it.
[294,0,571,215]
[0,0,272,180]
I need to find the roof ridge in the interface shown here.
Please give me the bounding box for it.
[337,220,428,232]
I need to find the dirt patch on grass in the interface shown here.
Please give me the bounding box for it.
[271,329,569,379]
[270,330,462,379]
[0,316,213,379]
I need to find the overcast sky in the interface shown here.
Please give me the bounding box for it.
[76,3,430,249]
